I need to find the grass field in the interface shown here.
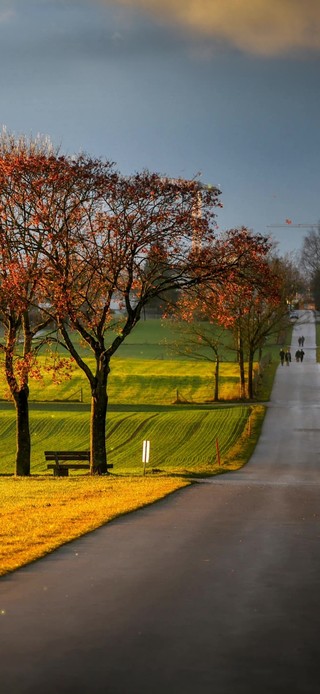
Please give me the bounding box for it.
[0,317,280,475]
[0,317,279,575]
[0,318,288,405]
[0,357,244,404]
[0,403,265,476]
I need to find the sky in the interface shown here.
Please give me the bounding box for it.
[1,0,320,258]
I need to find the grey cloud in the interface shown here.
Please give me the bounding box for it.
[95,0,320,56]
[1,0,183,66]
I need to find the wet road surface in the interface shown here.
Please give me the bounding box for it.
[1,310,320,693]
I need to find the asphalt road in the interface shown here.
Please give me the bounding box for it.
[1,310,320,694]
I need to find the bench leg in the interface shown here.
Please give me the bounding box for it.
[53,468,69,477]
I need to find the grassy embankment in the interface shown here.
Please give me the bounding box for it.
[316,320,320,362]
[0,319,282,576]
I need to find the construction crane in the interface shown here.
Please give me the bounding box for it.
[267,222,319,229]
[163,177,219,251]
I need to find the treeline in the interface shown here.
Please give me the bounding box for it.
[0,130,301,475]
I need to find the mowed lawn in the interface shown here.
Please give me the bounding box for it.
[0,404,264,475]
[0,358,244,404]
[0,317,284,406]
[0,317,269,476]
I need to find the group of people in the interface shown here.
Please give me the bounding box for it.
[279,335,306,366]
[295,349,305,362]
[279,348,291,365]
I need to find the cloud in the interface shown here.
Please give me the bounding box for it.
[97,0,320,56]
[0,10,15,24]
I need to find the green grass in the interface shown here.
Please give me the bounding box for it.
[0,358,245,404]
[23,319,230,360]
[0,318,288,405]
[0,317,279,477]
[0,403,262,476]
[3,317,286,360]
[105,407,250,473]
[255,359,279,401]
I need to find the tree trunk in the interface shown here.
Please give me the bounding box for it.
[248,350,254,399]
[239,354,246,398]
[90,363,109,474]
[214,357,220,402]
[237,332,246,399]
[14,387,31,476]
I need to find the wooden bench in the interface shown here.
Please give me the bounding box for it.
[45,450,113,476]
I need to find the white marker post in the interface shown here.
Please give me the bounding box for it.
[142,440,150,475]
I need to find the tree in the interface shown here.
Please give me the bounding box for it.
[310,268,320,310]
[232,293,283,399]
[0,132,60,475]
[0,136,223,475]
[0,234,52,475]
[243,255,305,397]
[171,228,279,400]
[0,132,115,475]
[36,170,222,473]
[141,242,180,316]
[167,319,226,402]
[300,225,320,307]
[300,225,320,280]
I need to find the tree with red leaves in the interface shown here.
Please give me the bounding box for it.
[215,252,300,398]
[166,318,226,402]
[39,170,222,473]
[0,132,114,475]
[0,134,224,475]
[170,228,280,400]
[0,132,60,475]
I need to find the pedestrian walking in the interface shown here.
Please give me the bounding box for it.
[285,349,291,366]
[300,349,305,362]
[298,337,302,347]
[295,349,301,362]
[279,348,285,365]
[301,335,305,347]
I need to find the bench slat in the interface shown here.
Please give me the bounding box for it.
[47,463,90,470]
[45,451,90,455]
[45,451,90,461]
[45,450,113,475]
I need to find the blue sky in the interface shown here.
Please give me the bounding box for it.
[1,0,320,257]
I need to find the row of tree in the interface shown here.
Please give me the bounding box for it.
[300,225,320,309]
[167,254,301,400]
[0,131,298,476]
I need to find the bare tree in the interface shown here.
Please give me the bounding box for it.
[300,225,320,279]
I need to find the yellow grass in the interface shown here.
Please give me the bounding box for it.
[222,405,265,470]
[0,476,190,576]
